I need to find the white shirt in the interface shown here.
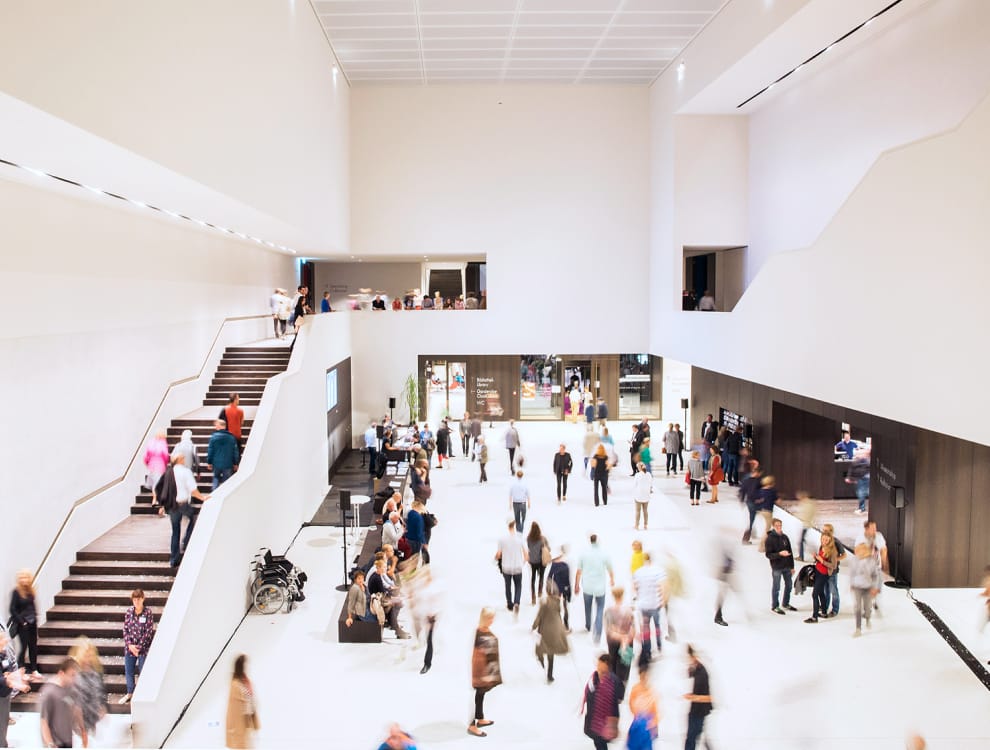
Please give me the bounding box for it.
[509,478,530,504]
[632,471,653,502]
[382,520,402,549]
[633,564,667,611]
[364,427,377,449]
[698,294,716,311]
[855,531,887,565]
[173,464,198,503]
[269,293,281,314]
[498,533,526,574]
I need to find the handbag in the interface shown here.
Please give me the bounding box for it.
[6,617,18,640]
[619,643,634,666]
[541,543,551,567]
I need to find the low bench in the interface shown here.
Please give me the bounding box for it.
[338,524,384,643]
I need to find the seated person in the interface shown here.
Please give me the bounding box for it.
[383,512,404,550]
[381,543,399,580]
[367,559,410,638]
[344,571,377,628]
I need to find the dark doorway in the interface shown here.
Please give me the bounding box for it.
[300,261,315,309]
[685,253,711,306]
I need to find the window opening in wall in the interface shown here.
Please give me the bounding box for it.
[425,360,467,427]
[619,354,660,418]
[682,246,747,312]
[520,355,560,419]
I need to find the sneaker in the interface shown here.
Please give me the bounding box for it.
[804,617,818,624]
[714,617,728,627]
[783,605,798,612]
[772,607,785,615]
[118,694,132,705]
[852,629,861,638]
[396,630,412,640]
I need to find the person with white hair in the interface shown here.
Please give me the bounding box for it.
[170,429,200,479]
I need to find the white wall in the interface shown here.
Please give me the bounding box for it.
[351,84,651,350]
[313,261,422,310]
[650,0,990,446]
[0,177,294,608]
[132,313,353,748]
[0,0,349,253]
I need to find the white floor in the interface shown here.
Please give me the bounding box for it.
[28,421,986,749]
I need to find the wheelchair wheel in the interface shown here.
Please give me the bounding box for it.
[253,583,286,614]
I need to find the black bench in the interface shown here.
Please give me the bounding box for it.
[338,525,384,643]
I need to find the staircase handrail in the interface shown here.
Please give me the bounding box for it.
[33,313,272,579]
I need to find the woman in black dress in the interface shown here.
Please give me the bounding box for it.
[10,570,41,680]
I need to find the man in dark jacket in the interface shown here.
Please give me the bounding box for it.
[738,464,763,544]
[206,419,240,489]
[552,443,573,504]
[765,518,797,615]
[724,426,744,486]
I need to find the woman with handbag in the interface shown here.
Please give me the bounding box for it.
[468,608,501,737]
[532,581,569,684]
[706,446,724,504]
[9,570,41,681]
[225,654,259,748]
[581,654,620,750]
[805,532,838,624]
[527,523,550,605]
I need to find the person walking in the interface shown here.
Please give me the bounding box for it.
[553,443,573,504]
[226,654,259,749]
[724,426,744,486]
[754,476,777,548]
[581,654,620,750]
[460,412,471,457]
[575,534,615,644]
[737,464,763,542]
[10,570,41,681]
[848,446,871,515]
[639,438,653,477]
[794,492,817,561]
[632,462,653,530]
[143,430,170,507]
[157,452,210,568]
[663,424,679,476]
[628,663,661,750]
[674,424,685,473]
[533,583,570,684]
[470,414,482,458]
[504,420,521,474]
[509,470,531,532]
[805,531,838,623]
[206,419,240,490]
[629,424,643,476]
[591,445,610,507]
[1,629,29,747]
[39,659,82,750]
[436,420,451,468]
[268,288,283,338]
[220,393,245,458]
[848,543,882,637]
[687,451,705,505]
[603,587,635,700]
[170,429,201,481]
[120,588,154,705]
[67,637,106,748]
[468,608,501,737]
[548,548,573,632]
[364,422,379,476]
[527,523,550,605]
[495,521,527,616]
[633,553,666,662]
[765,519,797,615]
[683,645,714,750]
[706,447,724,504]
[475,436,489,483]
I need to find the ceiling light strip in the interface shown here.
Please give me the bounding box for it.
[736,0,906,109]
[0,157,296,254]
[574,0,629,85]
[499,0,526,84]
[412,0,427,84]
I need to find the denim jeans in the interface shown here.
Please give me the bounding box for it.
[503,572,522,608]
[771,568,792,608]
[639,607,661,657]
[124,652,146,694]
[856,477,869,512]
[169,502,197,566]
[724,453,739,484]
[685,713,711,750]
[512,502,527,532]
[583,593,605,642]
[212,466,233,490]
[828,571,840,615]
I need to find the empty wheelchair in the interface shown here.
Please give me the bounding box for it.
[251,547,307,614]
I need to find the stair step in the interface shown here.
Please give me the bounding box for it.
[226,346,291,353]
[12,690,132,714]
[77,549,171,563]
[37,636,123,654]
[38,652,128,674]
[47,604,137,622]
[41,620,138,639]
[204,399,260,406]
[62,575,174,591]
[69,560,176,576]
[55,589,169,606]
[170,418,253,428]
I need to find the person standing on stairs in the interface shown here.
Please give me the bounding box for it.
[207,419,240,490]
[119,589,154,705]
[158,452,210,567]
[143,430,170,508]
[9,570,42,682]
[220,393,245,460]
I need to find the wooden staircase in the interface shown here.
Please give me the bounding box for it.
[13,344,290,715]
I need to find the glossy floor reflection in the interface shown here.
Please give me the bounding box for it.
[160,421,990,749]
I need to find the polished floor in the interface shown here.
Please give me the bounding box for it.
[9,422,989,748]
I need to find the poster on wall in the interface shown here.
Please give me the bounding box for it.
[475,375,503,418]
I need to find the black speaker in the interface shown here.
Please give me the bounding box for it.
[339,489,351,511]
[388,397,396,409]
[680,398,689,409]
[890,486,906,509]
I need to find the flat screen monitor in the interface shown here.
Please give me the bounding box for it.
[326,369,338,412]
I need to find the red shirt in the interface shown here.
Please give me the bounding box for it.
[224,404,244,439]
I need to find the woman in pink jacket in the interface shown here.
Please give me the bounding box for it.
[143,430,170,506]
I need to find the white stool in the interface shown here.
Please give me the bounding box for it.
[349,494,371,530]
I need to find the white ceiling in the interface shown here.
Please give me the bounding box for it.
[314,0,726,84]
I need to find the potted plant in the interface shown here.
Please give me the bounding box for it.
[403,373,419,424]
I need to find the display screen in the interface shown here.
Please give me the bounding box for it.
[326,369,338,412]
